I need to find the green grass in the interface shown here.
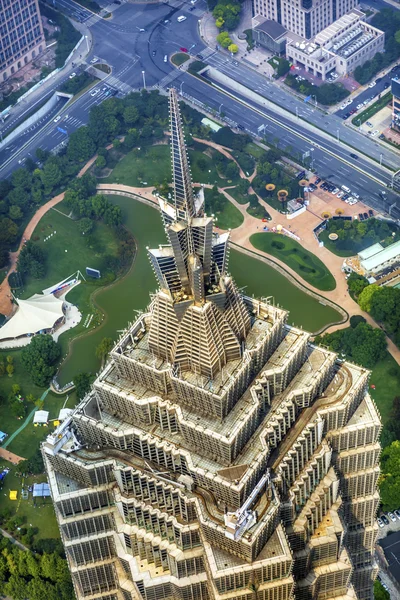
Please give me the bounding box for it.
[247,201,268,219]
[369,352,400,424]
[104,145,226,187]
[205,188,244,230]
[18,204,120,301]
[171,53,190,67]
[351,91,392,126]
[319,230,357,257]
[244,142,265,159]
[250,233,336,291]
[225,186,249,205]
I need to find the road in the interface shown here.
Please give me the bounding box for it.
[1,0,400,216]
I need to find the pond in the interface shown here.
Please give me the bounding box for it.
[57,196,342,385]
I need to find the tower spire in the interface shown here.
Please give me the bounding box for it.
[169,88,196,221]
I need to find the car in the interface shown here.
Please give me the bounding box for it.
[164,19,170,23]
[53,115,61,123]
[180,47,188,53]
[332,188,339,194]
[90,57,98,64]
[368,81,376,88]
[164,55,168,62]
[389,512,397,522]
[152,50,156,56]
[363,100,368,106]
[114,0,121,4]
[139,28,145,32]
[384,82,390,88]
[340,104,346,110]
[363,212,368,219]
[366,121,373,128]
[102,85,108,91]
[315,178,321,184]
[350,153,358,159]
[391,65,399,72]
[191,0,197,3]
[69,72,76,79]
[379,133,385,139]
[337,191,344,198]
[189,6,195,9]
[371,130,380,137]
[342,113,350,119]
[353,193,359,199]
[394,509,400,519]
[196,54,204,59]
[237,124,245,130]
[233,60,239,66]
[356,104,363,110]
[377,518,384,528]
[382,583,389,592]
[350,108,357,114]
[342,194,349,201]
[91,89,99,97]
[359,213,364,220]
[368,209,374,217]
[376,77,382,83]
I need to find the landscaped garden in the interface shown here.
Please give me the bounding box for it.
[204,187,244,230]
[250,232,336,291]
[319,217,398,257]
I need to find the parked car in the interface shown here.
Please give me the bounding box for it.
[394,509,400,519]
[90,89,99,97]
[389,512,397,522]
[69,72,76,79]
[314,178,321,184]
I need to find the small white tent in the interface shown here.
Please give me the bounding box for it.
[0,294,64,341]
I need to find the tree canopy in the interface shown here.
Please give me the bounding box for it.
[17,241,46,279]
[21,335,61,386]
[380,440,400,511]
[73,372,92,399]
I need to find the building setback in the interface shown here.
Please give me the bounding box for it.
[43,89,381,600]
[0,0,45,82]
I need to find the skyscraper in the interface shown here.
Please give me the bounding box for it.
[0,0,45,83]
[43,89,381,600]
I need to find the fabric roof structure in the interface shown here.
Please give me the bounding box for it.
[33,410,49,424]
[0,294,64,341]
[58,408,73,421]
[33,483,51,497]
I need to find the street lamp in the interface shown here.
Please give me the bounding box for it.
[311,94,317,107]
[85,36,89,54]
[142,70,146,90]
[380,153,383,167]
[296,106,299,119]
[336,129,340,142]
[310,147,315,170]
[219,103,223,115]
[357,118,361,131]
[180,81,184,95]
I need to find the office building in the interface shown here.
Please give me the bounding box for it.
[286,10,384,80]
[392,78,400,132]
[0,0,45,82]
[43,88,381,600]
[253,0,359,40]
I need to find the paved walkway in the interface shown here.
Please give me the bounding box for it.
[0,527,29,551]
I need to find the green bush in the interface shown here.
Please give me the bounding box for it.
[285,74,349,106]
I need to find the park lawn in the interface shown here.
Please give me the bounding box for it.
[0,468,59,541]
[250,232,336,292]
[18,204,120,301]
[105,144,226,188]
[171,53,189,67]
[319,230,356,257]
[204,188,244,230]
[369,352,400,424]
[247,202,268,219]
[244,142,265,160]
[225,185,249,205]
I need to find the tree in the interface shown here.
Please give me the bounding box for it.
[73,372,92,399]
[374,580,390,600]
[277,58,290,77]
[380,440,400,511]
[347,272,369,299]
[6,364,14,377]
[358,284,380,313]
[95,155,106,170]
[95,337,113,366]
[21,335,61,386]
[17,241,46,280]
[228,43,238,54]
[67,127,96,163]
[123,106,139,125]
[78,217,94,236]
[40,159,62,194]
[216,31,232,48]
[9,205,23,221]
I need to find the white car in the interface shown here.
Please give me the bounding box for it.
[90,57,98,64]
[352,193,360,199]
[337,191,344,198]
[91,89,99,97]
[53,115,61,123]
[69,72,76,79]
[377,518,384,528]
[388,512,397,522]
[371,130,380,137]
[368,81,376,88]
[332,188,339,194]
[357,104,363,110]
[366,121,373,128]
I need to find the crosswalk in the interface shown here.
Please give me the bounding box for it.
[200,47,217,60]
[104,74,133,94]
[85,14,102,27]
[157,70,184,89]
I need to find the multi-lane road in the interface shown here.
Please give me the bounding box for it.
[1,0,400,216]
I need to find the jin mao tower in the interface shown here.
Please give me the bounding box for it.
[43,89,381,600]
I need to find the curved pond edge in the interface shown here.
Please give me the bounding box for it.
[55,225,138,384]
[230,242,348,335]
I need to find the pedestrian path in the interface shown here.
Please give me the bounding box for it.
[3,388,50,450]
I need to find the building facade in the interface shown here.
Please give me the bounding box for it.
[253,0,358,40]
[286,10,384,80]
[43,89,381,600]
[0,0,45,82]
[392,78,400,132]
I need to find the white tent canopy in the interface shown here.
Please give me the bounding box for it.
[33,410,49,424]
[0,294,64,341]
